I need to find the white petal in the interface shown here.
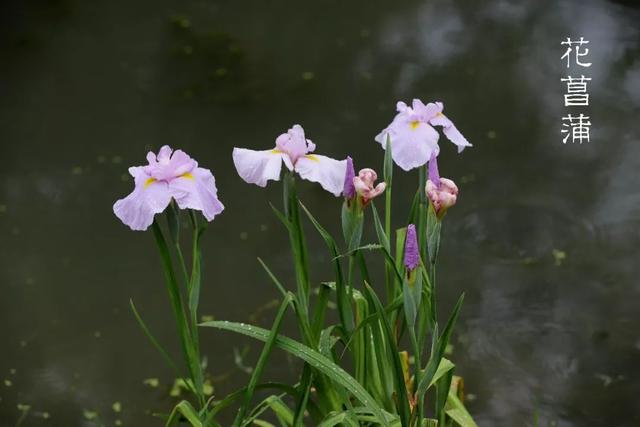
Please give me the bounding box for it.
[232,148,285,187]
[170,168,224,222]
[113,174,172,231]
[388,121,440,171]
[295,154,347,196]
[430,114,472,153]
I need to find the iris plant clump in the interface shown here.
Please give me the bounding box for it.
[114,99,475,427]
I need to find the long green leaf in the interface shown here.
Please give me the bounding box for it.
[151,221,202,402]
[299,202,354,333]
[446,391,477,427]
[416,294,464,398]
[257,257,288,298]
[361,283,411,427]
[165,400,202,427]
[318,407,400,427]
[129,300,183,381]
[430,358,455,388]
[233,294,293,426]
[200,321,390,427]
[206,382,298,420]
[244,394,294,427]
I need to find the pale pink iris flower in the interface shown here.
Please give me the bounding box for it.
[375,99,471,171]
[232,124,347,196]
[425,153,458,216]
[353,168,386,205]
[113,145,224,231]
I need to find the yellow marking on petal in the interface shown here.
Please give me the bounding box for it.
[144,177,156,188]
[271,149,282,154]
[305,154,320,162]
[180,172,194,180]
[436,112,444,117]
[410,120,420,130]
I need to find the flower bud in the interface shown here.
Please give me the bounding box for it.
[342,156,356,199]
[426,153,458,217]
[404,224,420,271]
[353,168,386,205]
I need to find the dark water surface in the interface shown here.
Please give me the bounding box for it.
[1,0,639,425]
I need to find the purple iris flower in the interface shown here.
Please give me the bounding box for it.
[375,99,471,171]
[113,145,224,231]
[232,124,347,196]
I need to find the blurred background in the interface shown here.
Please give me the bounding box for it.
[1,0,639,425]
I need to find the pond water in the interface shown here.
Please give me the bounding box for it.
[1,0,639,425]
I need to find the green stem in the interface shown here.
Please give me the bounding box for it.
[151,221,204,407]
[283,173,310,315]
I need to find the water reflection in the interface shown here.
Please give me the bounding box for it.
[0,0,639,425]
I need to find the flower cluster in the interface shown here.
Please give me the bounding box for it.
[113,99,468,229]
[112,98,474,427]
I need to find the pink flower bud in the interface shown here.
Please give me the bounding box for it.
[353,168,386,205]
[426,178,458,216]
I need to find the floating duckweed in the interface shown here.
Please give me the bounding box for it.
[4,379,12,387]
[112,401,122,413]
[172,15,191,29]
[71,166,83,175]
[0,204,6,213]
[201,314,214,322]
[552,249,567,266]
[301,71,315,81]
[143,378,159,388]
[82,409,98,420]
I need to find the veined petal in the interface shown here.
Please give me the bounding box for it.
[295,154,347,196]
[429,114,472,153]
[170,168,224,221]
[232,147,285,187]
[113,173,172,231]
[144,146,197,181]
[387,121,440,171]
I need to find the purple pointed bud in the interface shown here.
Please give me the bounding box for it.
[404,224,420,271]
[342,156,356,198]
[428,152,441,189]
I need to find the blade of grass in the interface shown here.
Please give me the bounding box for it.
[165,400,202,427]
[233,294,293,426]
[129,299,179,375]
[416,294,464,399]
